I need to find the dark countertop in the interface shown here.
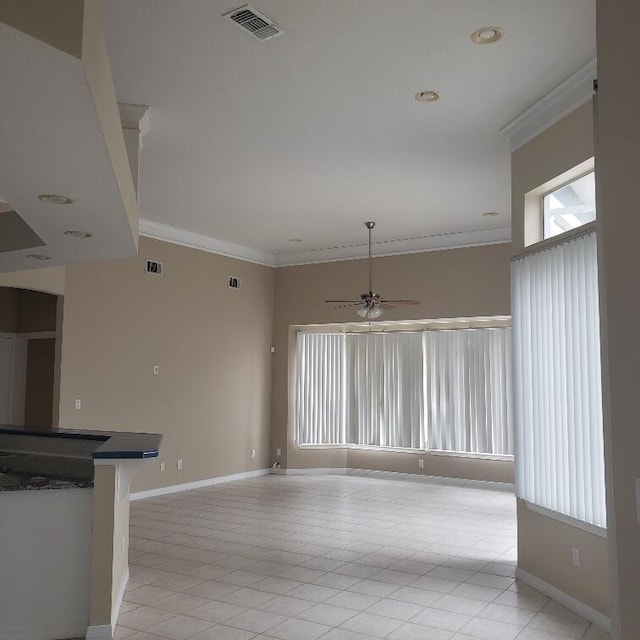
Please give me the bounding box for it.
[0,452,94,492]
[0,425,162,460]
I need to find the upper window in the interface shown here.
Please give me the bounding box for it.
[543,171,596,239]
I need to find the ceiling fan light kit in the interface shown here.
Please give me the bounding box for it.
[357,306,383,319]
[326,221,420,320]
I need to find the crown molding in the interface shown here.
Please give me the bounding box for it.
[118,102,150,135]
[273,227,511,266]
[139,219,510,267]
[500,58,597,151]
[139,218,276,266]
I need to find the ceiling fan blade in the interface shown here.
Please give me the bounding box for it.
[331,302,365,309]
[378,303,395,310]
[383,299,420,305]
[326,300,362,304]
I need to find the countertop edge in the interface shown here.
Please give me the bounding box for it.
[0,426,162,460]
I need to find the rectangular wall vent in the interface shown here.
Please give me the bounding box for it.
[223,4,284,41]
[228,276,241,289]
[145,260,162,275]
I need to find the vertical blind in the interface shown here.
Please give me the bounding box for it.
[425,328,513,455]
[349,333,424,449]
[512,231,606,527]
[296,332,347,445]
[296,326,512,456]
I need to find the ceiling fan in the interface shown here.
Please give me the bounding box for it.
[326,221,420,319]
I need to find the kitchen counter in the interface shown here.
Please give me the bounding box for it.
[0,452,94,491]
[0,424,162,639]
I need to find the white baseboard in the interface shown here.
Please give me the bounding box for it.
[85,624,113,640]
[280,467,514,492]
[348,468,515,492]
[130,469,270,500]
[516,567,611,632]
[284,467,349,475]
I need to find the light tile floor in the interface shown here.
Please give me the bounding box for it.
[117,475,609,640]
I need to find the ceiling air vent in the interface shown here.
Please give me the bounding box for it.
[223,4,283,41]
[145,260,162,276]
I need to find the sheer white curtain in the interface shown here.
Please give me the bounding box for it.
[349,333,424,449]
[425,328,513,455]
[296,332,347,445]
[512,231,606,527]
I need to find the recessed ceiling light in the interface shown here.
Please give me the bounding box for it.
[38,194,74,205]
[26,254,51,261]
[415,90,440,103]
[288,238,303,243]
[483,211,500,217]
[471,26,504,45]
[64,230,93,239]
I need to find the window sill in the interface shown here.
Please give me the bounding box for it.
[523,501,607,539]
[429,450,514,462]
[297,443,426,454]
[296,444,512,459]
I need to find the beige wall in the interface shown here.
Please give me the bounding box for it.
[89,464,116,628]
[58,237,274,492]
[518,501,610,616]
[596,2,640,636]
[0,266,65,297]
[15,289,57,333]
[272,243,513,482]
[0,287,18,332]
[0,287,58,333]
[511,104,610,617]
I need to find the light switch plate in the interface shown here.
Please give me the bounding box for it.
[74,399,81,410]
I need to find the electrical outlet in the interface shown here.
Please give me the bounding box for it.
[177,459,183,470]
[160,461,166,472]
[270,346,276,353]
[153,365,160,375]
[74,398,81,410]
[571,547,581,567]
[418,459,424,469]
[276,448,281,458]
[251,449,256,458]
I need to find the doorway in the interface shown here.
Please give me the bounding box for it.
[0,287,61,427]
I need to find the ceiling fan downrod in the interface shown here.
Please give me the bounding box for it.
[365,221,375,297]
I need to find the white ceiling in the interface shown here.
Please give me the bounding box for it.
[103,0,596,261]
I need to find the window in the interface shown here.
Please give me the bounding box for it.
[512,230,606,528]
[425,328,513,456]
[295,324,512,456]
[295,333,347,445]
[349,333,424,449]
[543,171,596,239]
